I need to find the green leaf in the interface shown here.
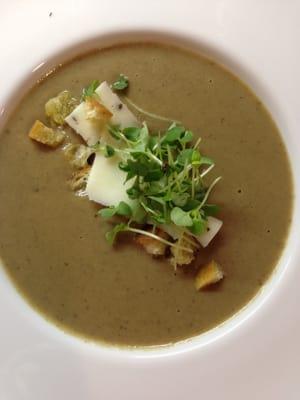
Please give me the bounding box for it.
[148,135,159,150]
[143,169,164,182]
[182,199,201,211]
[149,214,167,225]
[191,149,201,165]
[131,203,147,223]
[111,74,129,91]
[189,218,206,235]
[181,130,194,143]
[170,207,193,227]
[107,124,121,140]
[140,123,149,141]
[105,223,127,245]
[171,192,189,207]
[148,195,166,206]
[126,186,140,199]
[98,207,116,218]
[116,201,132,217]
[200,156,214,165]
[177,149,194,166]
[104,145,115,157]
[162,126,185,144]
[118,161,129,171]
[124,160,142,177]
[81,80,100,101]
[123,127,141,142]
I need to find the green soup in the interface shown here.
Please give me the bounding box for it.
[0,43,293,346]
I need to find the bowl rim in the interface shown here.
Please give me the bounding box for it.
[0,28,298,359]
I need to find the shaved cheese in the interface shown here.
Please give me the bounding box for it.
[197,216,223,247]
[65,102,104,145]
[86,153,132,207]
[80,82,139,206]
[160,216,223,248]
[95,81,138,128]
[65,81,139,146]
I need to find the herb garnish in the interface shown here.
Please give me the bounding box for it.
[96,122,221,246]
[111,74,129,91]
[81,80,100,101]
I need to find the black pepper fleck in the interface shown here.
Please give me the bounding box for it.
[87,153,95,165]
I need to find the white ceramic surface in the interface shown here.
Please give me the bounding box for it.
[0,0,300,398]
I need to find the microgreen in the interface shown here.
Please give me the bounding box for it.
[111,74,129,91]
[81,80,100,101]
[99,201,132,219]
[104,145,115,158]
[170,207,193,227]
[96,120,221,246]
[105,223,127,245]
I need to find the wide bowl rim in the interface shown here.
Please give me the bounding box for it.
[0,28,298,359]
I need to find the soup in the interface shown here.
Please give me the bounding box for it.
[0,43,293,346]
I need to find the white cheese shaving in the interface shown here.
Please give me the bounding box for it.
[95,81,138,128]
[197,216,223,247]
[65,102,103,145]
[65,81,138,146]
[160,216,223,247]
[86,153,133,207]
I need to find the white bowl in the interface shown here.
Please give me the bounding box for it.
[1,1,300,399]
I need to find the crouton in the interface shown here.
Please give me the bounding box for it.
[136,228,169,256]
[170,233,197,268]
[28,120,65,148]
[63,143,94,169]
[45,90,77,125]
[85,98,112,121]
[68,166,91,191]
[195,260,224,290]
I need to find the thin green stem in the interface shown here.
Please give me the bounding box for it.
[198,176,222,210]
[146,150,163,166]
[124,96,182,125]
[200,163,215,178]
[193,137,202,149]
[191,167,195,198]
[127,227,193,253]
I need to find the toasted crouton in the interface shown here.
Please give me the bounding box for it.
[195,260,224,290]
[45,90,77,125]
[68,166,91,191]
[170,233,197,268]
[85,98,112,121]
[63,143,94,169]
[28,120,65,148]
[136,228,169,256]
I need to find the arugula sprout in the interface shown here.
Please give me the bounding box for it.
[104,145,115,158]
[96,121,221,246]
[111,74,129,91]
[99,201,132,219]
[81,80,100,101]
[105,223,127,245]
[170,207,193,227]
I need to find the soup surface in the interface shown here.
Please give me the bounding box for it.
[0,43,293,346]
